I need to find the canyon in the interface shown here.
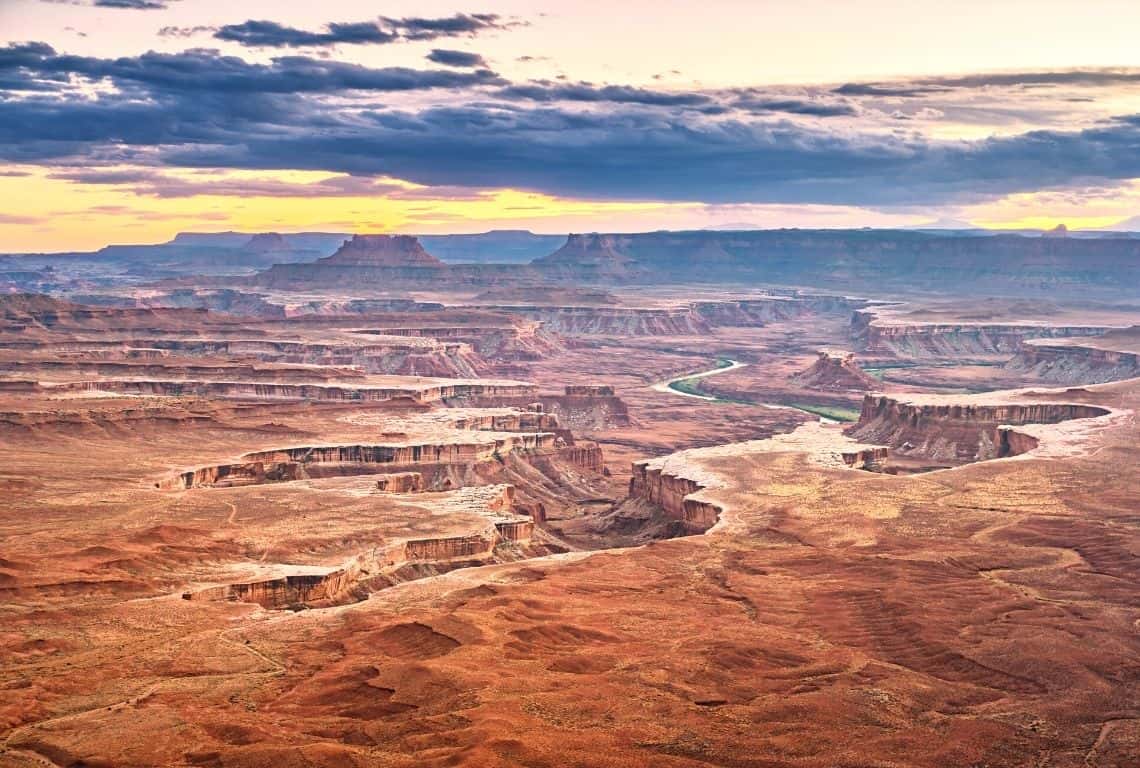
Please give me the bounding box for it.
[1,231,1139,768]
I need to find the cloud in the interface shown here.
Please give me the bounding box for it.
[158,26,216,39]
[5,41,1140,209]
[94,0,170,8]
[499,81,711,107]
[44,168,489,200]
[152,106,1140,208]
[427,49,488,68]
[214,20,396,48]
[0,213,41,224]
[40,0,178,8]
[837,68,1140,98]
[381,13,518,41]
[0,43,503,95]
[213,14,519,49]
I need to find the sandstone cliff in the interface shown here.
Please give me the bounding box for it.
[1005,331,1140,385]
[792,351,878,391]
[846,393,1111,462]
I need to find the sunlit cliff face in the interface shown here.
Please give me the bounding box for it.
[4,0,1140,250]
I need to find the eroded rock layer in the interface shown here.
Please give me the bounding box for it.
[847,392,1112,461]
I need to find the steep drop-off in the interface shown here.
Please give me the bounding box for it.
[847,393,1111,462]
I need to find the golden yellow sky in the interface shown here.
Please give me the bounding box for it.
[3,0,1140,250]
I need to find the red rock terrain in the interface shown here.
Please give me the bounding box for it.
[1,287,1139,768]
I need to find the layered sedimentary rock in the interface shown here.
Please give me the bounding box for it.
[375,472,424,493]
[852,309,1113,356]
[533,230,1140,295]
[471,385,631,429]
[847,393,1112,462]
[564,385,614,397]
[629,463,721,534]
[627,422,889,535]
[692,295,865,325]
[486,305,711,336]
[1006,332,1140,384]
[242,232,290,253]
[183,484,541,608]
[52,377,535,404]
[319,235,444,268]
[5,336,484,378]
[161,408,604,489]
[792,351,879,391]
[355,320,562,363]
[254,235,453,287]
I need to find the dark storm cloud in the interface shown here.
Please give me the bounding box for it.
[833,83,945,98]
[427,49,488,68]
[156,105,1140,207]
[496,81,855,115]
[214,20,397,48]
[94,0,169,8]
[0,43,503,94]
[837,68,1140,97]
[498,81,712,107]
[212,14,518,49]
[40,0,178,8]
[382,13,517,40]
[158,26,216,39]
[5,40,1140,208]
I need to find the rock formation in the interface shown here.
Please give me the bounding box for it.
[851,309,1114,356]
[375,473,425,493]
[242,232,290,253]
[847,392,1112,462]
[792,351,879,391]
[319,235,445,268]
[1005,330,1140,384]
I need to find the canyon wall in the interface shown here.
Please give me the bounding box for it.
[628,462,722,534]
[182,484,541,608]
[55,378,536,404]
[852,310,1112,356]
[847,394,1110,462]
[532,230,1140,296]
[1006,337,1140,384]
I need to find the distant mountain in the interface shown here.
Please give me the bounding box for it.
[702,222,762,231]
[908,217,980,230]
[169,231,347,255]
[418,230,566,263]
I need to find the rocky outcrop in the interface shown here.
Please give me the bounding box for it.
[533,234,644,280]
[162,423,581,490]
[375,473,424,493]
[692,295,864,326]
[319,235,444,268]
[792,351,879,391]
[253,235,448,287]
[558,443,607,474]
[471,390,631,429]
[486,305,710,336]
[564,385,614,396]
[243,233,290,253]
[56,378,536,404]
[1006,334,1140,384]
[628,462,721,534]
[182,484,541,608]
[847,393,1111,462]
[531,230,1140,296]
[852,310,1113,356]
[158,461,304,490]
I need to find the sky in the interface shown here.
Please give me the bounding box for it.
[3,0,1140,251]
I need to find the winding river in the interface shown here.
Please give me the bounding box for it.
[651,358,850,422]
[650,359,747,401]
